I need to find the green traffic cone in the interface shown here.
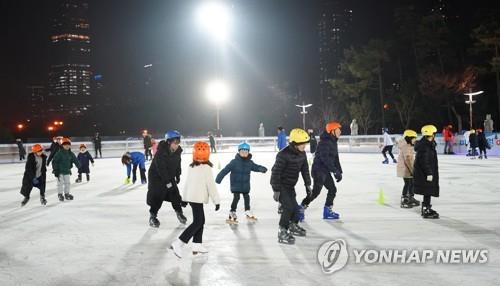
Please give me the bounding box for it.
[377,188,385,205]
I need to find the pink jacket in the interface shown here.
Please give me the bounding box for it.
[397,139,414,178]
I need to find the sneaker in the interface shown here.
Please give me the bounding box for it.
[170,239,185,258]
[192,243,209,255]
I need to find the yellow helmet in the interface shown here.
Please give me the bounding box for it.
[403,129,417,138]
[289,128,310,144]
[421,125,437,136]
[470,129,476,134]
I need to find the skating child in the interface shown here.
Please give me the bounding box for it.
[170,141,220,258]
[380,128,397,164]
[52,138,80,201]
[300,122,343,220]
[76,144,94,183]
[413,125,440,219]
[147,130,187,227]
[397,130,420,208]
[47,136,63,166]
[20,144,47,206]
[477,129,490,159]
[270,128,311,244]
[469,129,479,158]
[215,142,267,224]
[121,151,147,184]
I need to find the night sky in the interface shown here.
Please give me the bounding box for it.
[1,0,498,137]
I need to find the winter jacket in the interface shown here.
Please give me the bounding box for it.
[413,138,439,197]
[383,132,394,146]
[77,151,94,173]
[209,135,216,147]
[270,145,311,192]
[17,142,26,156]
[312,132,342,175]
[52,149,80,176]
[309,132,318,154]
[397,139,414,178]
[469,133,479,149]
[477,132,490,149]
[143,135,152,149]
[20,153,47,197]
[93,135,102,148]
[182,164,220,204]
[47,143,61,166]
[215,153,267,193]
[126,152,146,177]
[443,128,453,142]
[148,141,182,193]
[277,130,287,150]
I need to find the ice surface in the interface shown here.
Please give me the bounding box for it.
[0,152,499,286]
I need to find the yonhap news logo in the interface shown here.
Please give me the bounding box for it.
[317,239,489,275]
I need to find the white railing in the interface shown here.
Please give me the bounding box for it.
[1,134,499,163]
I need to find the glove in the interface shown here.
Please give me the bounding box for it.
[175,176,180,184]
[305,185,312,197]
[273,191,280,202]
[181,201,188,208]
[215,204,220,211]
[32,178,39,185]
[166,182,173,189]
[124,177,131,184]
[261,167,268,173]
[334,172,342,183]
[54,171,59,178]
[426,175,433,182]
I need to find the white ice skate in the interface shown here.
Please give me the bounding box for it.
[226,211,238,225]
[245,210,257,222]
[192,243,209,255]
[170,238,185,258]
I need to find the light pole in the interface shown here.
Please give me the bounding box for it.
[295,102,313,130]
[464,90,484,129]
[196,1,231,43]
[206,80,230,132]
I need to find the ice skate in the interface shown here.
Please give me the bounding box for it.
[382,158,389,164]
[58,194,64,201]
[278,227,295,244]
[245,210,257,222]
[21,196,29,207]
[176,211,187,224]
[64,193,74,200]
[392,158,397,163]
[323,206,340,220]
[141,178,147,185]
[400,196,411,208]
[289,222,306,237]
[226,211,238,225]
[149,215,160,228]
[75,177,82,183]
[192,243,209,255]
[40,196,47,206]
[86,174,90,182]
[170,239,185,258]
[408,196,420,207]
[421,205,439,219]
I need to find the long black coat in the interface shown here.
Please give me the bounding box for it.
[77,151,94,173]
[270,145,311,192]
[93,135,102,148]
[143,135,152,149]
[469,133,479,149]
[309,131,318,154]
[148,141,182,194]
[17,142,26,156]
[413,138,440,197]
[20,153,47,197]
[312,132,342,175]
[477,133,489,149]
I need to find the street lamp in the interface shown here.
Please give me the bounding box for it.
[206,80,230,132]
[464,90,484,129]
[196,1,231,43]
[17,124,24,131]
[295,102,313,130]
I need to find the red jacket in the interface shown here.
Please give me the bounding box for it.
[443,128,453,141]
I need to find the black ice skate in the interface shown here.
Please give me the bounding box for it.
[149,216,160,228]
[421,205,439,219]
[176,211,187,224]
[21,196,29,207]
[58,194,64,201]
[400,196,411,208]
[289,222,306,237]
[278,227,295,244]
[64,193,74,200]
[408,196,420,207]
[40,196,47,205]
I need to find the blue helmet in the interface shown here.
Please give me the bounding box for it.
[165,130,181,141]
[238,142,250,151]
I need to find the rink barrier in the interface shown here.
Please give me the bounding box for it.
[1,133,499,163]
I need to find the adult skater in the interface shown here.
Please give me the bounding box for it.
[208,132,217,153]
[52,138,80,201]
[216,142,267,224]
[277,126,287,151]
[397,130,420,208]
[121,151,147,184]
[380,128,397,164]
[271,128,311,244]
[413,125,440,219]
[308,129,317,154]
[20,144,47,206]
[76,144,94,183]
[477,129,490,159]
[15,139,26,161]
[469,129,479,158]
[442,125,454,154]
[147,130,187,227]
[92,132,102,158]
[142,130,153,161]
[170,141,220,258]
[300,122,343,220]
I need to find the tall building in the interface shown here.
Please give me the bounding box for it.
[318,1,353,102]
[28,85,46,119]
[47,0,92,117]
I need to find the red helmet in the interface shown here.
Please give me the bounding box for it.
[325,121,342,134]
[80,144,87,149]
[32,144,43,153]
[193,141,210,162]
[61,138,71,145]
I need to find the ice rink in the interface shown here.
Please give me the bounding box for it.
[1,152,499,286]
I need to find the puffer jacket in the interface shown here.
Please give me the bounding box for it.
[215,153,267,193]
[270,145,311,192]
[413,138,439,197]
[182,164,220,204]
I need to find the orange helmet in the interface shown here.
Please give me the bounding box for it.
[80,144,87,149]
[193,141,210,162]
[61,138,71,145]
[325,121,342,134]
[32,144,43,153]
